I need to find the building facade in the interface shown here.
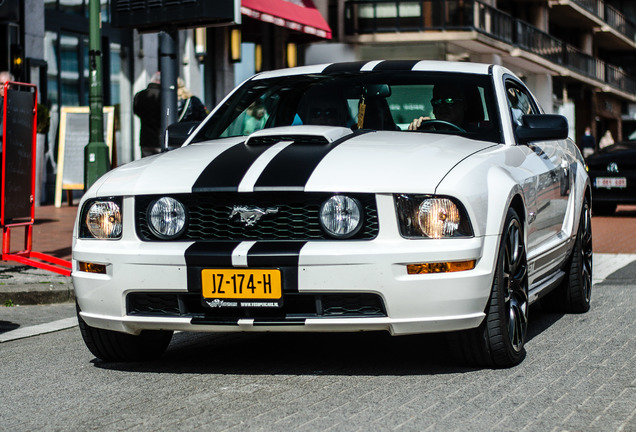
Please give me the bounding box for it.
[0,0,331,204]
[308,0,636,147]
[2,0,634,204]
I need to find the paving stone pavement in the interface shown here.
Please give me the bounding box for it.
[0,275,634,431]
[1,207,636,431]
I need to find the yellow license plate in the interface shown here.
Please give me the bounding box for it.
[201,269,282,300]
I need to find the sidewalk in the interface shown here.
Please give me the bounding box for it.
[1,204,77,305]
[1,203,636,306]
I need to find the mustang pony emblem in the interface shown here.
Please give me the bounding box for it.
[229,205,279,226]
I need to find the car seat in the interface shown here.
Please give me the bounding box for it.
[358,96,400,131]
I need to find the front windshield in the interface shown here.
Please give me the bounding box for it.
[193,71,501,143]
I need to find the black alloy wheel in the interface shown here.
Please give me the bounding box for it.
[451,207,528,368]
[500,212,529,354]
[576,199,593,309]
[542,197,593,313]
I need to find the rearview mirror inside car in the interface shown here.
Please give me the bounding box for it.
[363,84,391,98]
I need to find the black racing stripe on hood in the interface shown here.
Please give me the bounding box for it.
[192,142,269,192]
[185,241,240,292]
[373,60,419,71]
[247,241,306,293]
[322,61,368,74]
[253,130,369,190]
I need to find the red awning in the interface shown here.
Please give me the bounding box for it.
[241,0,332,39]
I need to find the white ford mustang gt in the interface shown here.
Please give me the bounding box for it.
[73,60,592,368]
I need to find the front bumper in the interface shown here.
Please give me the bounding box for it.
[72,233,500,336]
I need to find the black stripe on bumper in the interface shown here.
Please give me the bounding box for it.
[247,241,305,294]
[253,319,306,326]
[184,241,306,294]
[185,242,240,292]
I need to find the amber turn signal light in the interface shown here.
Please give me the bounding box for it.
[78,261,107,274]
[407,260,476,274]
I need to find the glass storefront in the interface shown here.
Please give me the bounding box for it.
[43,0,131,204]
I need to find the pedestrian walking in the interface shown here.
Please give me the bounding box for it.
[177,78,208,123]
[599,130,614,150]
[133,72,162,157]
[581,126,596,158]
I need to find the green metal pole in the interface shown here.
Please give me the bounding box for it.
[84,0,110,191]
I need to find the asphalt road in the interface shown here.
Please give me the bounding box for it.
[1,254,635,431]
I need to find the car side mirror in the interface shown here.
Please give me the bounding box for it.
[165,121,201,149]
[515,114,568,144]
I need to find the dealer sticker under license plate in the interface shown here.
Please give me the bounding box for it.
[595,177,626,189]
[201,269,282,308]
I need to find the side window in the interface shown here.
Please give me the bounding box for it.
[506,83,537,127]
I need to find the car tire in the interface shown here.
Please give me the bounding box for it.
[76,304,173,362]
[592,202,616,216]
[541,197,593,313]
[451,207,528,368]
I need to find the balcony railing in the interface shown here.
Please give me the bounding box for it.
[574,0,601,17]
[604,3,635,41]
[474,1,512,44]
[607,64,636,95]
[344,0,636,95]
[515,20,563,66]
[555,1,636,42]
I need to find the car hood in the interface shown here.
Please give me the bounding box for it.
[92,127,497,197]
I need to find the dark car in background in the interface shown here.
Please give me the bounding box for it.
[587,140,636,215]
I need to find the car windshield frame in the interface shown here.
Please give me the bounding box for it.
[192,71,503,144]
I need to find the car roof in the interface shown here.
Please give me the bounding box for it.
[253,60,493,80]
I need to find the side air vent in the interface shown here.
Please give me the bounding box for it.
[246,135,330,146]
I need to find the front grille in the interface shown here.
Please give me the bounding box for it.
[322,294,386,316]
[127,292,387,320]
[127,293,181,315]
[136,192,379,241]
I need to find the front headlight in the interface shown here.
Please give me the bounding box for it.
[147,197,188,240]
[395,194,473,239]
[83,200,123,239]
[319,195,363,239]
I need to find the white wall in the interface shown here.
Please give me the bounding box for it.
[526,73,553,114]
[305,42,356,64]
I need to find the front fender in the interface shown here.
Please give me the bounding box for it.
[435,146,528,240]
[435,152,527,282]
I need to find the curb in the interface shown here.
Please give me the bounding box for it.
[0,264,74,305]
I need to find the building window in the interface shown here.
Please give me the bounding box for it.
[45,0,111,22]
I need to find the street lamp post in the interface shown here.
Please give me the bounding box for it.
[159,30,178,152]
[84,0,110,190]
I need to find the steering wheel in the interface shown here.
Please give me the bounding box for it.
[418,119,466,133]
